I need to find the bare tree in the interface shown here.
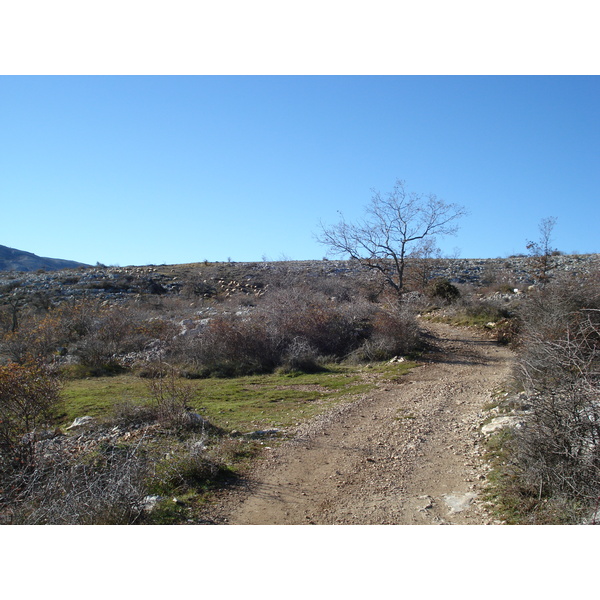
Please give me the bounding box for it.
[526,216,559,285]
[317,179,467,301]
[405,237,443,292]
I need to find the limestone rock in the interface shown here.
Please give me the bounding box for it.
[481,415,525,435]
[67,416,95,430]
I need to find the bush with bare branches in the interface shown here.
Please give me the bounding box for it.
[0,362,62,473]
[350,306,421,362]
[506,272,600,522]
[4,437,150,524]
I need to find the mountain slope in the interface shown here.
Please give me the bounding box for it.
[0,244,88,272]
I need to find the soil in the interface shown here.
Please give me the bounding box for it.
[203,321,514,525]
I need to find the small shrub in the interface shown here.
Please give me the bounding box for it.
[494,317,521,346]
[151,453,224,496]
[277,338,324,374]
[0,362,62,471]
[109,399,158,427]
[427,278,461,303]
[149,436,234,497]
[350,307,421,362]
[146,366,198,428]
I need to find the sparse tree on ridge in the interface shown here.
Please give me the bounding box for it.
[526,216,559,286]
[317,179,467,301]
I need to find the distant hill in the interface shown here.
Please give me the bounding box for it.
[0,244,89,272]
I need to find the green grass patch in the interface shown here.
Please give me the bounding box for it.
[60,364,387,433]
[60,375,151,423]
[364,360,420,381]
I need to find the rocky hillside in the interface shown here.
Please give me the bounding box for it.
[0,254,598,307]
[0,245,89,272]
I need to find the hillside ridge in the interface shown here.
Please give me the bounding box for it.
[1,253,598,306]
[0,244,89,272]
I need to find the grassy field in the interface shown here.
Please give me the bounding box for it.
[44,360,420,524]
[60,361,417,434]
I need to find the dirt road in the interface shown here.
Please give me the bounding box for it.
[209,321,514,525]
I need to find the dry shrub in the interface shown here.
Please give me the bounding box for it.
[4,438,150,525]
[187,314,278,377]
[0,300,143,371]
[0,362,62,472]
[110,398,158,427]
[145,365,208,429]
[278,338,323,374]
[0,299,104,364]
[171,285,423,375]
[507,271,600,521]
[73,306,135,369]
[149,434,227,496]
[178,287,368,376]
[70,305,175,374]
[1,313,64,364]
[0,362,151,525]
[350,307,421,362]
[260,287,370,359]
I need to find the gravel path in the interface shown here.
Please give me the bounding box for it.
[207,321,514,525]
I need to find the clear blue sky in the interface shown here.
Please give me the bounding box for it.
[1,75,598,266]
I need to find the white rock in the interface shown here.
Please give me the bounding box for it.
[443,492,476,514]
[245,429,280,439]
[142,495,162,512]
[67,416,95,429]
[481,415,525,435]
[389,356,406,363]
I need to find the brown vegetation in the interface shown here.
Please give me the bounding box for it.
[1,253,599,524]
[490,272,600,523]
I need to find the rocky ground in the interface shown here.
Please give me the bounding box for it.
[2,254,599,306]
[201,320,515,525]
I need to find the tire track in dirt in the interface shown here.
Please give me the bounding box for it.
[208,321,514,525]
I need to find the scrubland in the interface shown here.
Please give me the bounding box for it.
[0,255,598,524]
